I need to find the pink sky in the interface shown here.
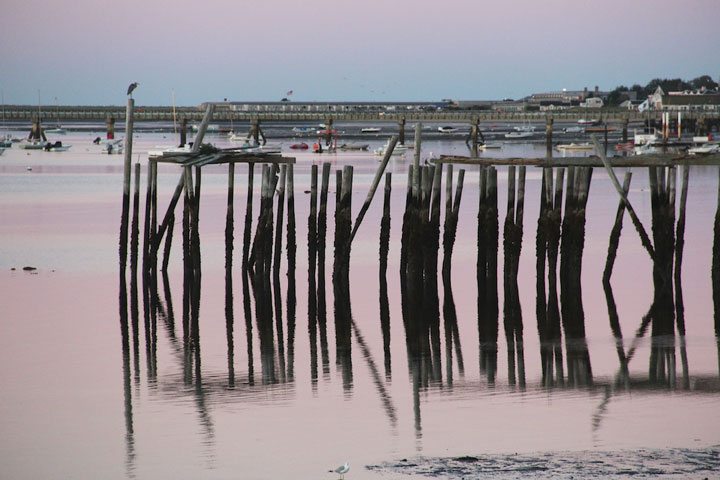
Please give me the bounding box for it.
[1,0,719,105]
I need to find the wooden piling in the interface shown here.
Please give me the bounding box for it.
[191,104,215,152]
[130,163,141,277]
[119,98,135,274]
[242,163,255,269]
[398,118,406,145]
[413,123,421,203]
[350,136,398,243]
[226,162,235,273]
[179,118,187,147]
[318,162,331,269]
[106,116,115,140]
[273,165,287,278]
[286,164,296,274]
[545,118,553,157]
[591,135,656,261]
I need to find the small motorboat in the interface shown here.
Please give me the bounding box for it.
[577,119,599,126]
[556,143,593,151]
[290,142,308,150]
[43,141,72,152]
[438,126,457,133]
[18,140,46,150]
[504,131,533,139]
[45,127,67,135]
[361,127,381,133]
[339,144,369,151]
[102,139,124,154]
[688,142,720,155]
[374,141,407,156]
[563,126,583,133]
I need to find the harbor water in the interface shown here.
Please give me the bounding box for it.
[1,125,719,479]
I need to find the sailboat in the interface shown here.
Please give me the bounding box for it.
[45,97,66,135]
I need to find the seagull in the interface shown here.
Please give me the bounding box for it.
[127,82,139,98]
[330,461,349,479]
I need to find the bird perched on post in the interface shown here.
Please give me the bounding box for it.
[127,82,139,98]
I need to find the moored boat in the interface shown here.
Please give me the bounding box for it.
[438,126,457,133]
[339,143,369,151]
[361,127,381,133]
[18,140,46,150]
[290,142,308,150]
[44,141,71,152]
[556,142,593,151]
[504,131,533,139]
[688,142,720,155]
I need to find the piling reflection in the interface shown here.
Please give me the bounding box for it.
[559,166,593,386]
[379,172,392,379]
[477,166,499,383]
[503,166,526,387]
[117,159,720,469]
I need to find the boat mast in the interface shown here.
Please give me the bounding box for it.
[172,89,177,135]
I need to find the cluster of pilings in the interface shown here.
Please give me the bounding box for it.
[118,99,720,398]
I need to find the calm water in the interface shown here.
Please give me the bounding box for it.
[1,126,719,479]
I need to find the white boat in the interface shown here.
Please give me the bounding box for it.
[44,141,71,152]
[292,126,315,133]
[556,143,593,151]
[563,126,583,133]
[504,131,533,139]
[513,124,536,133]
[45,127,67,135]
[374,141,408,156]
[18,140,46,150]
[578,119,599,125]
[688,142,720,155]
[102,139,124,154]
[438,126,457,133]
[361,127,381,133]
[632,142,660,155]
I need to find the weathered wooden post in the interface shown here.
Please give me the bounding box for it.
[398,117,406,145]
[318,163,331,272]
[350,137,398,243]
[471,118,479,152]
[28,116,46,141]
[130,163,141,277]
[545,117,553,157]
[106,116,116,140]
[119,98,135,273]
[226,162,235,273]
[325,118,334,146]
[179,118,187,147]
[413,123,422,203]
[622,118,629,144]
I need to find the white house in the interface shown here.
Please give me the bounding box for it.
[579,97,604,108]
